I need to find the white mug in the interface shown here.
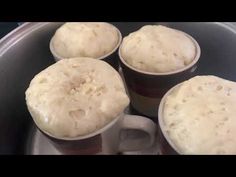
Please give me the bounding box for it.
[37,112,157,155]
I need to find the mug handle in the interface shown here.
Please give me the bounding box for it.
[118,115,157,153]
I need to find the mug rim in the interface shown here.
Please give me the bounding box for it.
[158,83,183,154]
[49,22,122,61]
[119,29,201,76]
[34,112,124,141]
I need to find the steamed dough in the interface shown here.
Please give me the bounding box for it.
[163,76,236,154]
[25,57,129,138]
[120,25,196,73]
[51,22,119,58]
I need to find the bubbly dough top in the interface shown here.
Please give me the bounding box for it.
[25,57,129,138]
[52,22,119,59]
[120,25,196,73]
[163,76,236,154]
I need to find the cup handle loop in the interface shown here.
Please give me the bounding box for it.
[118,115,157,152]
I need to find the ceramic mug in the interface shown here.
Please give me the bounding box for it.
[37,112,156,155]
[49,22,122,70]
[119,30,201,119]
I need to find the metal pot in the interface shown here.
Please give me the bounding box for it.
[1,22,236,154]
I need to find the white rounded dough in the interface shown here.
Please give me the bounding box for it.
[52,22,119,59]
[25,57,129,138]
[120,25,196,73]
[163,75,236,154]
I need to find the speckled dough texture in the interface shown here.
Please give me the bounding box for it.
[120,25,196,73]
[163,76,236,154]
[51,22,119,59]
[25,57,129,138]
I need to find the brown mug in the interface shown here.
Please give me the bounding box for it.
[49,22,122,70]
[119,30,201,119]
[36,113,156,155]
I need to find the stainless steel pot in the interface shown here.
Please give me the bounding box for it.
[1,22,236,154]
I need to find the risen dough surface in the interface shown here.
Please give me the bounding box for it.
[163,76,236,154]
[25,57,129,138]
[120,25,196,73]
[52,22,119,59]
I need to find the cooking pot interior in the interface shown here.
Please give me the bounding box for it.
[1,22,236,154]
